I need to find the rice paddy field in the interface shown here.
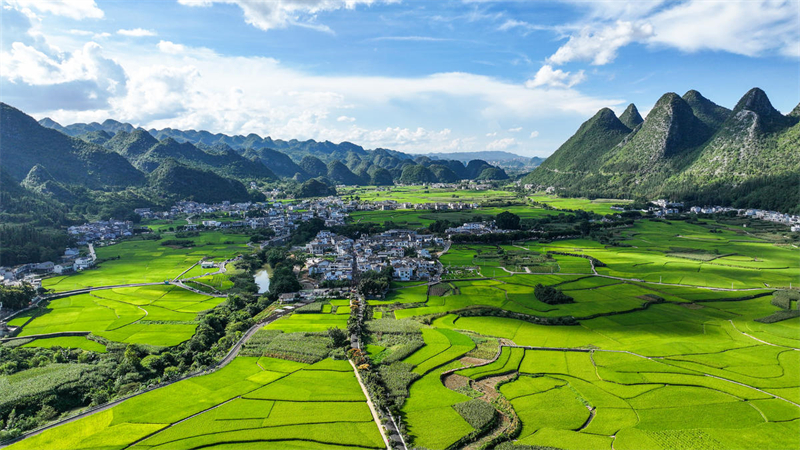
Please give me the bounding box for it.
[340,185,517,204]
[388,294,800,450]
[43,232,249,292]
[351,206,564,228]
[11,285,224,346]
[442,219,799,289]
[8,314,385,450]
[528,193,633,215]
[366,217,799,449]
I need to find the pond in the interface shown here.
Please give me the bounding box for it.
[254,268,271,294]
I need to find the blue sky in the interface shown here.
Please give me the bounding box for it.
[1,0,798,157]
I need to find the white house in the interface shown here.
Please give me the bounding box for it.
[394,266,414,281]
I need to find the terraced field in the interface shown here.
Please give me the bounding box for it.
[10,285,224,346]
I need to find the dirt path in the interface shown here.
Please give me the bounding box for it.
[350,360,392,450]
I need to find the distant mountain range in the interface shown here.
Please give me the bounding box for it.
[523,88,800,213]
[1,103,510,212]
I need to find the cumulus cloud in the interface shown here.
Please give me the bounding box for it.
[337,115,356,122]
[7,0,104,20]
[548,21,653,66]
[526,65,586,89]
[157,40,186,54]
[118,28,157,37]
[0,41,126,111]
[486,132,497,137]
[486,138,516,151]
[508,127,522,132]
[177,0,380,32]
[529,131,539,138]
[9,34,621,153]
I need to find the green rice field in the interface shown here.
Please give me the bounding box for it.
[8,312,384,450]
[12,285,225,346]
[43,232,249,292]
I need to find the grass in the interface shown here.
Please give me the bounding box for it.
[16,285,224,346]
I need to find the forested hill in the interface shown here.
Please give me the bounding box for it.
[38,115,509,185]
[523,88,800,213]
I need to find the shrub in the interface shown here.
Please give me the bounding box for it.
[534,283,574,305]
[771,290,800,310]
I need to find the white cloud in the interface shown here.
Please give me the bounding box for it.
[69,29,94,36]
[486,132,497,137]
[7,0,103,20]
[529,131,539,138]
[118,28,157,37]
[550,1,799,63]
[526,64,586,88]
[0,41,126,110]
[337,115,355,122]
[548,21,653,66]
[508,127,522,132]
[486,138,516,151]
[646,0,800,58]
[8,35,622,154]
[177,0,382,32]
[157,40,186,54]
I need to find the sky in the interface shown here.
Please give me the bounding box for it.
[1,0,798,157]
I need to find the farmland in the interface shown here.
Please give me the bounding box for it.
[43,232,249,292]
[358,218,799,449]
[7,311,385,450]
[11,285,225,346]
[340,185,517,204]
[351,206,564,228]
[528,193,633,215]
[4,206,799,450]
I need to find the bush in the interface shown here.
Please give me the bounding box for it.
[771,290,799,310]
[534,283,574,305]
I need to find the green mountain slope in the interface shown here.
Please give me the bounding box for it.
[149,159,252,203]
[523,88,800,211]
[619,103,643,129]
[1,103,145,189]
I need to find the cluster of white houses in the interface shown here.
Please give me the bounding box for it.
[304,229,444,282]
[0,248,95,288]
[353,199,480,212]
[444,221,504,237]
[136,197,348,240]
[68,220,134,244]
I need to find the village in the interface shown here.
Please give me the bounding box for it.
[303,229,444,284]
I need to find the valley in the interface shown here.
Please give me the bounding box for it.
[1,184,797,450]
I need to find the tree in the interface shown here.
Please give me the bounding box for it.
[496,211,521,230]
[0,284,35,310]
[327,327,349,348]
